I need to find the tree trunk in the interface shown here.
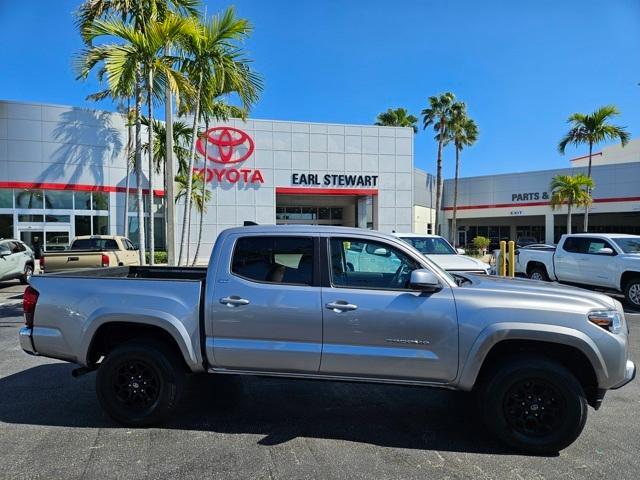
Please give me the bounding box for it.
[123,102,132,237]
[567,198,572,235]
[165,79,176,266]
[583,142,592,233]
[147,69,155,265]
[178,74,202,266]
[134,68,146,264]
[451,144,460,246]
[192,120,209,266]
[434,117,445,236]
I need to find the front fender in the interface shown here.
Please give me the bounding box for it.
[456,322,607,390]
[80,307,204,372]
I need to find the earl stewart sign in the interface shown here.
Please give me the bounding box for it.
[292,173,379,187]
[193,126,264,184]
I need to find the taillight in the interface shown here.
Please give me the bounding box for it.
[101,253,110,267]
[23,286,39,328]
[39,256,45,271]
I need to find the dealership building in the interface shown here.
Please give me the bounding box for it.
[0,99,638,261]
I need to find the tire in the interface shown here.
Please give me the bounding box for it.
[624,278,640,309]
[528,265,549,282]
[478,356,587,454]
[96,341,185,426]
[20,263,33,285]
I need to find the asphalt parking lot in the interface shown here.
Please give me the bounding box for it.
[0,279,638,480]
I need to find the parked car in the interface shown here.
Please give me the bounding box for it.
[394,233,490,275]
[39,235,140,273]
[20,225,635,454]
[0,239,35,284]
[516,233,640,308]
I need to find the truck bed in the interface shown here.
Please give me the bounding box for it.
[42,265,208,281]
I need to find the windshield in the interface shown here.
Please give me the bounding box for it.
[613,237,640,254]
[400,237,457,255]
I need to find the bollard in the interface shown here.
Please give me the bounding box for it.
[499,241,506,277]
[508,240,515,278]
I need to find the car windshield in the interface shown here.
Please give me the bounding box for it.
[613,237,640,254]
[400,237,457,255]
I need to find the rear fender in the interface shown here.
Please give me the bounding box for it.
[80,307,203,371]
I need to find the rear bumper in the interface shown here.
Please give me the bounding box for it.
[611,360,636,389]
[19,327,38,356]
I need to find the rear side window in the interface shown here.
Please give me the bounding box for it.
[562,238,589,253]
[231,236,314,285]
[72,238,119,250]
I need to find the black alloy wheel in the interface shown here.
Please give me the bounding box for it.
[96,341,185,426]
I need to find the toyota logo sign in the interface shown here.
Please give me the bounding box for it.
[194,126,264,185]
[196,127,255,164]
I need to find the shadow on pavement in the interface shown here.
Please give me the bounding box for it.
[0,303,23,320]
[0,363,515,456]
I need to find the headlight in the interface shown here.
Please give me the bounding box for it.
[588,309,622,334]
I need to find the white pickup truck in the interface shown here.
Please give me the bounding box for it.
[516,234,640,308]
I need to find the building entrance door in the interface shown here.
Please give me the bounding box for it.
[457,229,467,247]
[18,225,71,256]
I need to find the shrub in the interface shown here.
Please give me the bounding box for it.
[145,250,167,264]
[472,236,491,254]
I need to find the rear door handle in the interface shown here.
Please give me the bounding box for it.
[220,296,250,307]
[326,301,358,312]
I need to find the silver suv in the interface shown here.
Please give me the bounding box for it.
[0,239,35,284]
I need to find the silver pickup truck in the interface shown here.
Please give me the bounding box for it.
[19,225,635,454]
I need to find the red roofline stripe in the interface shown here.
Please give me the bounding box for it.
[0,181,164,197]
[443,196,640,211]
[276,187,378,196]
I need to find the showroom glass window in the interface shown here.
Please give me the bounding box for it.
[45,190,73,210]
[15,189,44,209]
[231,236,314,285]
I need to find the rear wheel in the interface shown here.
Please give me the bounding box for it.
[96,341,185,426]
[528,266,549,282]
[478,356,587,454]
[624,278,640,309]
[20,263,33,284]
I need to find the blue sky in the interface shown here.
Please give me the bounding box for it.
[1,0,639,178]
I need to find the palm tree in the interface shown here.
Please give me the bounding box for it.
[375,107,418,133]
[78,14,197,264]
[422,92,456,235]
[550,174,594,235]
[141,117,193,174]
[444,103,478,246]
[175,170,210,265]
[558,105,629,232]
[75,0,200,263]
[177,8,262,265]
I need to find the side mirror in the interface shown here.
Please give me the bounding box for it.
[456,248,466,255]
[409,269,442,292]
[0,251,10,258]
[597,247,615,256]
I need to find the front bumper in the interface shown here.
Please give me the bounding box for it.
[19,327,38,356]
[612,360,636,389]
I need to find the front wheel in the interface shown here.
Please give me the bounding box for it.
[624,278,640,309]
[96,341,185,426]
[478,356,587,454]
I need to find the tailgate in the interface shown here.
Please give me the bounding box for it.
[44,252,104,271]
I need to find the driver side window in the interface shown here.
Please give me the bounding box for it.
[329,237,419,290]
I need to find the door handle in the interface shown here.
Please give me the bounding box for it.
[326,301,358,312]
[220,296,250,307]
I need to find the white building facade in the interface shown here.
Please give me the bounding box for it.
[0,100,414,262]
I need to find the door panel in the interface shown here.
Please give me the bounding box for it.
[320,236,458,382]
[579,238,618,288]
[555,237,584,282]
[209,234,322,373]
